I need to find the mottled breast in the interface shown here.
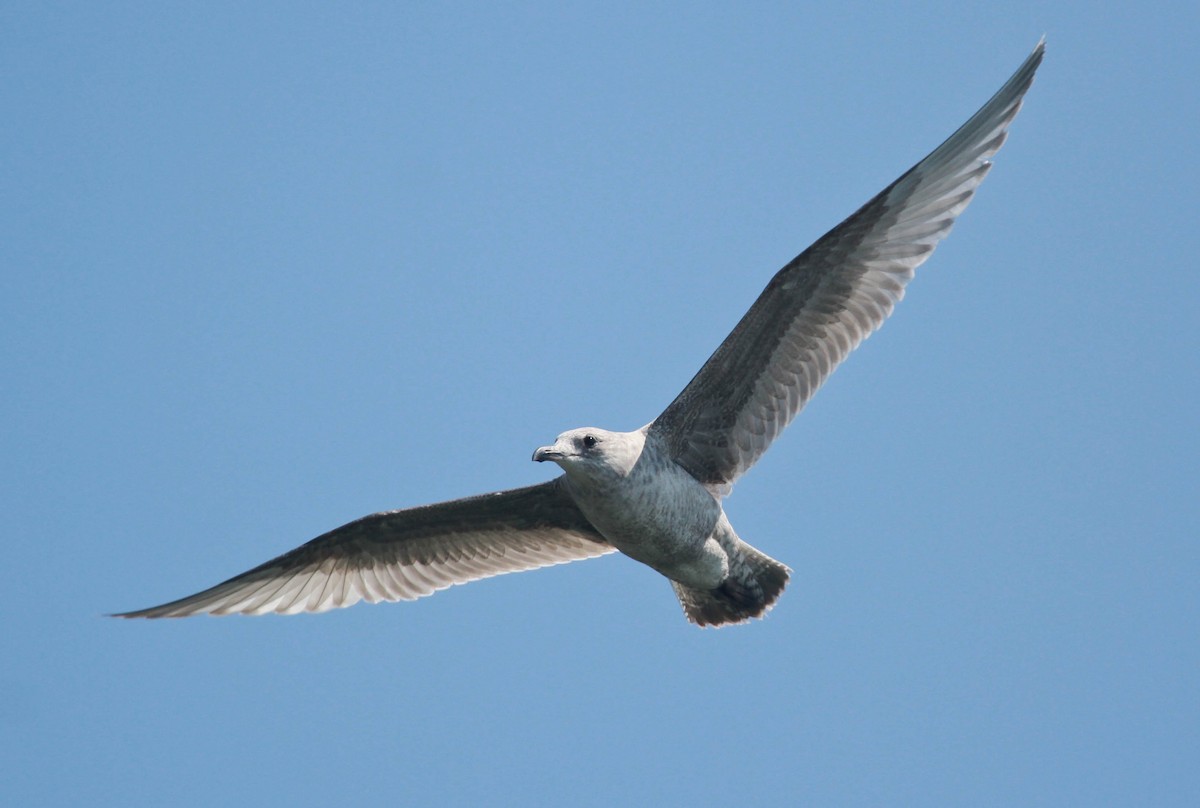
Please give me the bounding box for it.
[567,435,721,564]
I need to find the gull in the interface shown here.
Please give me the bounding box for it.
[115,41,1043,627]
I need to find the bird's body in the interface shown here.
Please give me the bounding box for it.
[116,41,1044,627]
[536,427,789,624]
[549,429,724,588]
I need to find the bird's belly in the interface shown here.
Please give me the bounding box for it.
[569,463,726,588]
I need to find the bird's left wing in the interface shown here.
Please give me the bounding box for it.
[649,40,1043,492]
[114,478,612,618]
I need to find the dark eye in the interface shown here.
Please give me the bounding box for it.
[582,434,598,449]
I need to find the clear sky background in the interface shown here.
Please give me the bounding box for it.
[3,3,1196,806]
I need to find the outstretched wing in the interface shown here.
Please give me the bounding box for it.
[114,479,612,618]
[649,40,1043,491]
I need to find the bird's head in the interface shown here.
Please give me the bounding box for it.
[532,428,643,483]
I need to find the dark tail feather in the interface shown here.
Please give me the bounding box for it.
[671,546,790,627]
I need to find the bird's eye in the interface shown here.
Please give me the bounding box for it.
[582,434,598,449]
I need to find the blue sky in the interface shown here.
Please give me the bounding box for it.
[3,2,1197,805]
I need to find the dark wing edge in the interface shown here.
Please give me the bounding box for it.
[112,478,613,618]
[649,39,1045,491]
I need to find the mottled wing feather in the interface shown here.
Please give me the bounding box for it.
[114,479,612,618]
[650,41,1043,490]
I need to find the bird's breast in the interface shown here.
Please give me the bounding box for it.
[567,453,721,569]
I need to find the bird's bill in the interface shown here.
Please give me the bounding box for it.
[532,445,565,463]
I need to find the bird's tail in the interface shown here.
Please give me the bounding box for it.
[671,544,790,627]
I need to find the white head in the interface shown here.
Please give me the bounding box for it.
[532,428,645,484]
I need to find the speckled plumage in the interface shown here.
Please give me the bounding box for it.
[115,41,1043,627]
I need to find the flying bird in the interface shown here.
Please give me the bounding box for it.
[116,41,1044,627]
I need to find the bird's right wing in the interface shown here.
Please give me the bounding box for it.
[113,478,613,618]
[649,40,1044,492]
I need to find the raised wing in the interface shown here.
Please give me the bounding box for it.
[649,40,1043,491]
[114,479,612,618]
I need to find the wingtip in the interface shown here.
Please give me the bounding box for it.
[1026,37,1047,72]
[107,608,153,619]
[108,604,193,619]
